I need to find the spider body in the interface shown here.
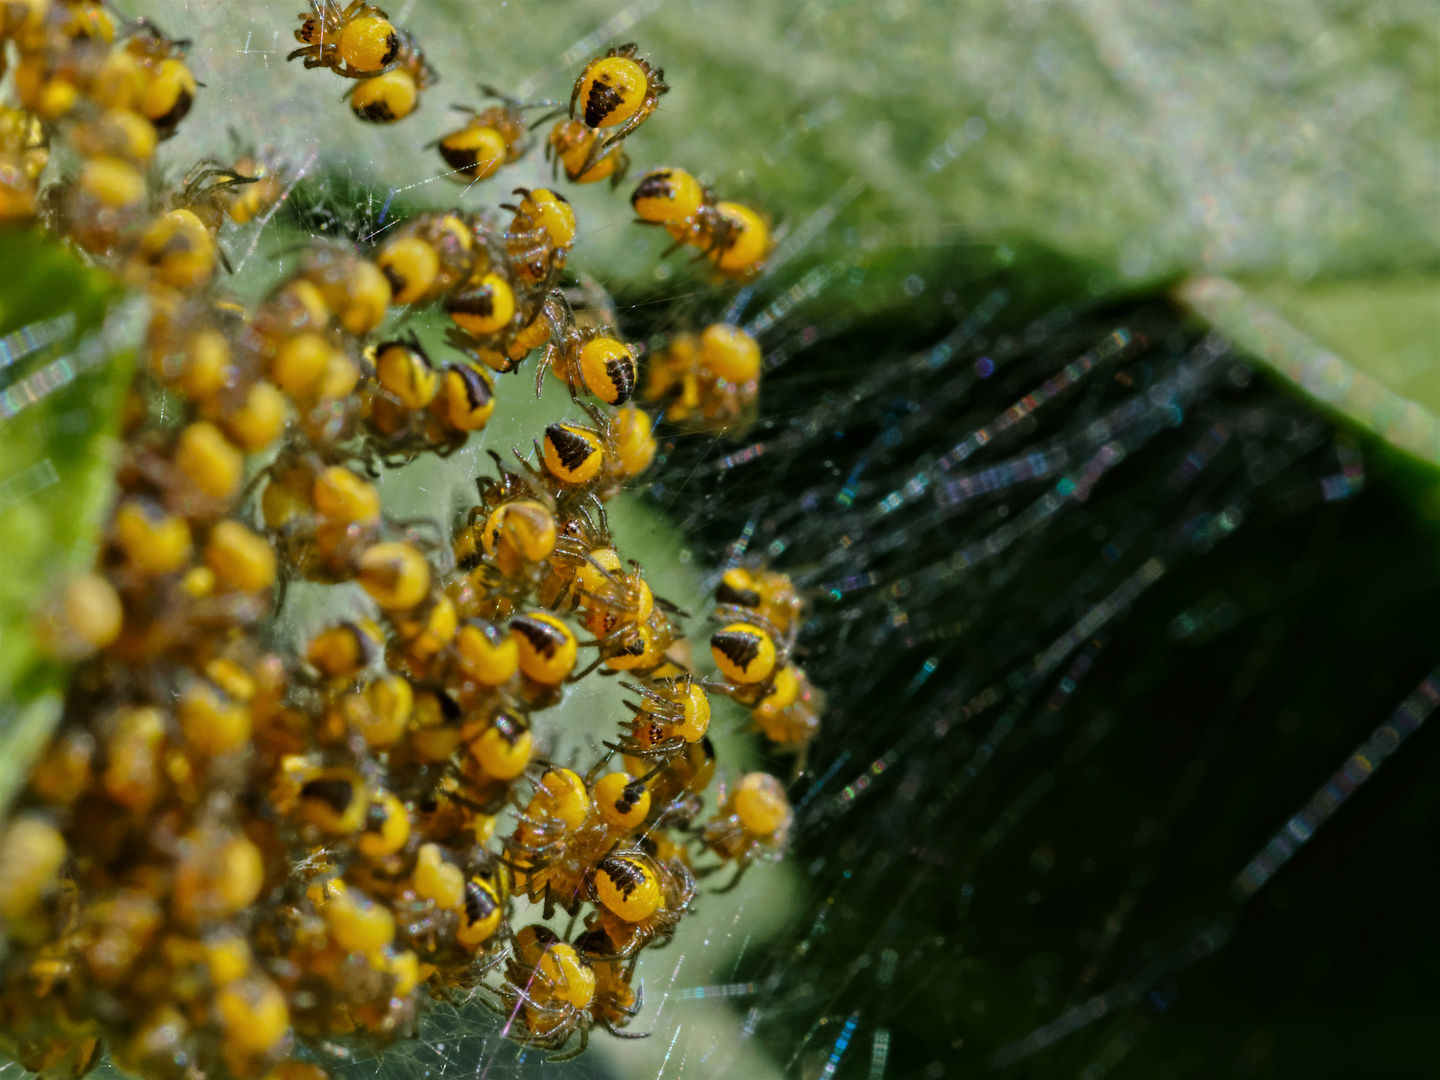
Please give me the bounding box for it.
[349,33,436,123]
[706,200,772,279]
[436,87,555,182]
[605,404,657,487]
[375,211,478,306]
[567,44,668,175]
[542,421,606,488]
[715,565,803,635]
[509,610,578,684]
[455,619,520,687]
[630,167,705,228]
[710,619,779,686]
[623,736,716,829]
[301,245,391,334]
[503,186,575,285]
[708,594,801,704]
[504,769,651,916]
[289,0,400,79]
[374,338,440,411]
[481,498,558,578]
[436,361,497,434]
[455,453,554,567]
[584,847,694,959]
[446,271,517,340]
[644,324,761,432]
[753,661,824,754]
[629,169,771,280]
[613,676,710,765]
[306,619,384,681]
[699,771,792,892]
[226,150,286,224]
[490,926,597,1062]
[546,118,629,186]
[462,709,534,784]
[124,23,199,138]
[533,292,637,406]
[573,927,647,1038]
[136,208,216,290]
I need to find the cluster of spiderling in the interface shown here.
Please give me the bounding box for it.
[0,0,821,1074]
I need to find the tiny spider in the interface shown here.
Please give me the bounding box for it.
[502,187,575,286]
[574,925,650,1039]
[546,118,630,187]
[567,43,669,175]
[609,675,711,767]
[698,771,792,893]
[482,924,597,1063]
[348,32,438,123]
[708,603,796,706]
[433,85,558,183]
[289,0,401,79]
[584,846,695,960]
[533,290,638,406]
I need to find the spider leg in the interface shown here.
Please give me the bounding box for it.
[659,228,694,259]
[532,342,560,398]
[597,98,655,152]
[273,568,291,616]
[472,991,507,1017]
[602,1018,651,1039]
[569,653,606,681]
[608,153,632,188]
[787,743,810,783]
[567,72,583,120]
[711,863,749,895]
[544,1024,588,1064]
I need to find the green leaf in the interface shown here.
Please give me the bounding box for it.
[0,226,132,814]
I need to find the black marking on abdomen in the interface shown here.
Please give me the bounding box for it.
[711,628,762,670]
[600,855,648,898]
[464,879,497,925]
[604,356,635,404]
[512,615,563,658]
[584,80,624,128]
[546,424,595,472]
[301,777,355,815]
